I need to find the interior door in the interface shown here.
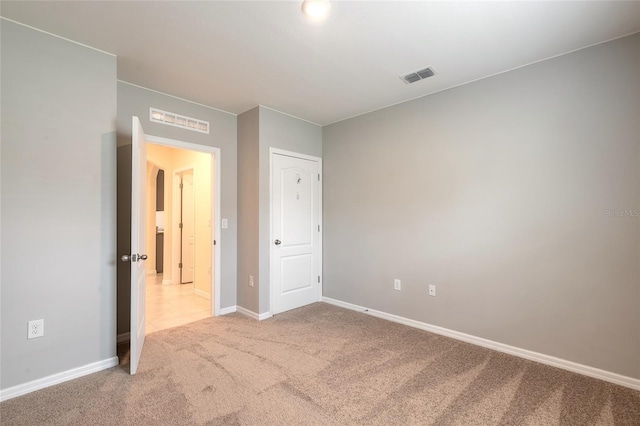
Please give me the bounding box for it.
[129,116,148,375]
[180,172,195,284]
[271,153,321,315]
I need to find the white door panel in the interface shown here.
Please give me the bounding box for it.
[271,153,321,315]
[130,116,147,375]
[281,254,313,293]
[181,172,195,284]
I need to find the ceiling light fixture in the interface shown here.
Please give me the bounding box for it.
[301,0,331,21]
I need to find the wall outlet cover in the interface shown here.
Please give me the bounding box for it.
[28,319,44,339]
[394,279,401,291]
[428,285,436,297]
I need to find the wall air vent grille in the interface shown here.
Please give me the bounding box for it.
[400,66,436,84]
[149,108,209,134]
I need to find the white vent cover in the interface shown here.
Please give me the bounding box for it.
[400,66,436,84]
[149,108,209,134]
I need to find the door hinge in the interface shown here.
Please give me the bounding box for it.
[213,240,217,246]
[318,225,320,232]
[318,276,321,283]
[318,174,320,181]
[179,263,183,269]
[179,223,183,229]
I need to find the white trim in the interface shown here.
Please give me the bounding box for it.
[270,147,322,163]
[236,306,259,320]
[146,269,157,276]
[162,279,172,285]
[118,80,236,116]
[269,149,323,315]
[0,357,119,402]
[0,17,117,57]
[322,297,640,391]
[117,332,131,344]
[219,305,237,315]
[146,135,222,317]
[258,312,272,321]
[194,288,211,300]
[235,306,272,321]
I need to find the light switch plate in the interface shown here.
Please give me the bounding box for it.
[221,218,228,229]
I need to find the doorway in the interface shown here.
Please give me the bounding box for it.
[144,138,220,333]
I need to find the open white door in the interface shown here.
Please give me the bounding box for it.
[127,116,148,375]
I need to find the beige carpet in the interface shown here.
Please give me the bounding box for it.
[1,303,639,425]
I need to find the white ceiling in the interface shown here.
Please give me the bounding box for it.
[2,1,639,125]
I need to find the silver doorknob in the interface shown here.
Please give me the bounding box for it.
[121,254,148,262]
[274,239,281,245]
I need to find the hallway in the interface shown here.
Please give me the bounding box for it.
[146,274,211,333]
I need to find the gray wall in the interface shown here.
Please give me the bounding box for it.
[237,107,260,313]
[236,107,322,315]
[117,82,237,336]
[1,20,117,389]
[258,107,322,314]
[323,34,640,379]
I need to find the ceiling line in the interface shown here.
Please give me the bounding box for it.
[257,104,322,127]
[0,16,116,57]
[118,80,237,117]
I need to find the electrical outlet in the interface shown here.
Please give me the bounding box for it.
[394,279,401,291]
[428,285,436,297]
[249,275,254,287]
[28,319,44,339]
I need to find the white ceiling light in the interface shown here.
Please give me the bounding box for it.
[301,0,331,21]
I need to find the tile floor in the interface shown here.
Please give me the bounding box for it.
[146,274,211,334]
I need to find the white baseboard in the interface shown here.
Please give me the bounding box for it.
[236,306,259,320]
[236,306,272,321]
[0,357,119,402]
[146,270,157,276]
[218,305,237,316]
[194,289,211,300]
[117,332,130,344]
[162,279,172,285]
[258,311,272,321]
[322,297,640,391]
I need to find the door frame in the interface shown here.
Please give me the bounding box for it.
[146,134,222,316]
[269,147,323,315]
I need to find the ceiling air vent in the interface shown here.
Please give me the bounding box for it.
[400,66,436,84]
[149,108,209,134]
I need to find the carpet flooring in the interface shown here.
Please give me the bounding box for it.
[1,303,639,425]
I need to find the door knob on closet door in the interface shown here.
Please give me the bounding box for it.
[274,239,281,245]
